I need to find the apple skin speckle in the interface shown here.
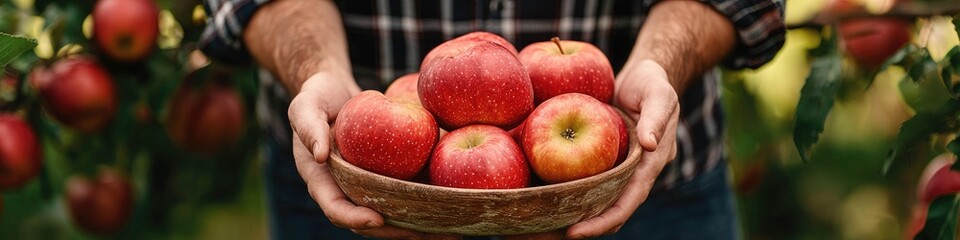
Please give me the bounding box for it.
[335,91,439,180]
[517,39,615,104]
[419,41,534,131]
[429,125,529,189]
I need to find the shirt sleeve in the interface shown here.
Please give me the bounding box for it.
[199,0,271,64]
[645,0,787,70]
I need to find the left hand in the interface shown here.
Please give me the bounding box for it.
[504,59,679,240]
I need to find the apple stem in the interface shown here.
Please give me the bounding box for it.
[551,37,565,55]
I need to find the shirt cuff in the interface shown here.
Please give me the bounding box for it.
[645,0,787,69]
[199,0,271,65]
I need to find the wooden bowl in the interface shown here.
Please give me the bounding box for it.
[329,113,642,236]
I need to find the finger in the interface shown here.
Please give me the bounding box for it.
[634,90,678,152]
[289,92,332,163]
[567,166,655,239]
[293,136,385,230]
[604,224,624,235]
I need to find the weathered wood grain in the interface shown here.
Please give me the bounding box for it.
[328,111,642,236]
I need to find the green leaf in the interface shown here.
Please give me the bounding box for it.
[954,15,960,41]
[915,196,960,240]
[884,99,960,174]
[945,46,960,72]
[949,137,960,171]
[793,30,842,162]
[0,32,37,68]
[900,52,954,113]
[868,44,917,86]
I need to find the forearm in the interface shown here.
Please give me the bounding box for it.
[242,0,353,95]
[623,0,736,93]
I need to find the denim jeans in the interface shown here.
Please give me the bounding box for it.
[264,136,738,240]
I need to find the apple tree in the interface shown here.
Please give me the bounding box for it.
[0,0,263,238]
[789,1,960,239]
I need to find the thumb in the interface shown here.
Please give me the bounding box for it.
[634,89,678,152]
[289,91,332,163]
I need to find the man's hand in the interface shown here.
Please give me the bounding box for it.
[502,60,678,240]
[508,0,735,237]
[244,1,461,238]
[567,60,679,239]
[289,73,460,239]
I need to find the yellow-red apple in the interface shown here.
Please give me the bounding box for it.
[522,93,619,183]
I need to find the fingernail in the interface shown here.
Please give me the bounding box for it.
[366,221,381,228]
[648,133,658,145]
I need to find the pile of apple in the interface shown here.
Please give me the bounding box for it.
[335,32,628,189]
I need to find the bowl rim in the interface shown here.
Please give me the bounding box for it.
[329,110,643,195]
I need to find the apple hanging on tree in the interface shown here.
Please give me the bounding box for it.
[907,154,960,238]
[65,168,134,236]
[92,0,160,62]
[518,37,615,104]
[429,125,530,189]
[838,17,911,69]
[166,77,247,155]
[30,57,118,133]
[0,114,43,190]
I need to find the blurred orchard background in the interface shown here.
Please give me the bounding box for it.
[0,0,959,239]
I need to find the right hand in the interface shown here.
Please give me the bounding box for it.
[289,72,459,240]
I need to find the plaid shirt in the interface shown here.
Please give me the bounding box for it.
[201,0,785,189]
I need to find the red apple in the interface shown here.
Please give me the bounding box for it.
[908,154,960,238]
[92,0,159,62]
[507,120,525,145]
[31,57,117,133]
[384,73,421,105]
[522,93,619,183]
[604,105,628,164]
[907,201,928,239]
[0,115,42,189]
[518,37,615,104]
[66,168,134,236]
[419,41,534,130]
[421,31,518,69]
[839,18,911,68]
[824,0,863,16]
[335,90,439,180]
[166,79,246,155]
[916,154,960,203]
[429,125,529,189]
